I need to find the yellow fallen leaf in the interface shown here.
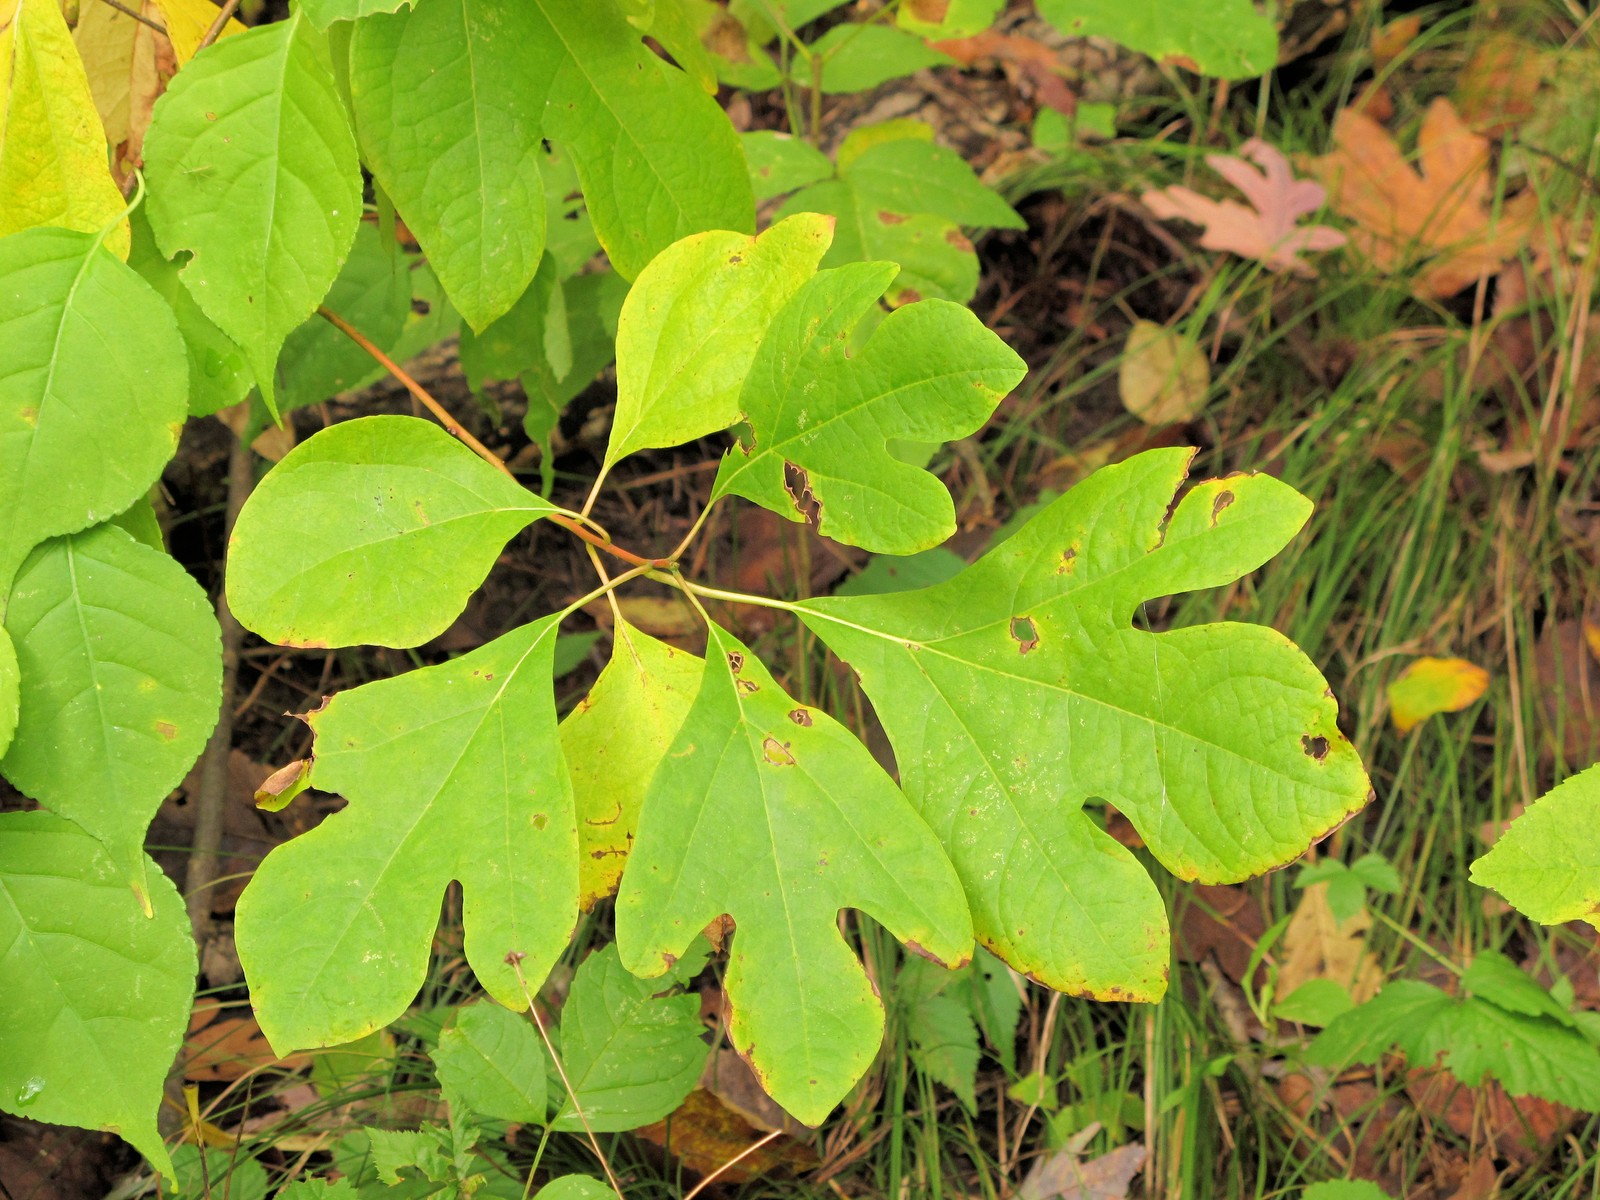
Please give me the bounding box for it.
[0,0,130,256]
[1387,655,1489,734]
[1118,320,1210,426]
[151,0,246,64]
[71,0,173,188]
[1277,881,1383,1003]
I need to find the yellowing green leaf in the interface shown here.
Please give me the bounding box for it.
[617,622,972,1124]
[1471,764,1600,930]
[227,416,556,650]
[143,10,362,417]
[799,449,1370,1001]
[560,620,701,910]
[605,212,832,469]
[237,615,578,1052]
[1387,655,1489,733]
[0,0,129,257]
[1,524,221,904]
[1118,320,1211,425]
[0,227,187,586]
[0,811,195,1179]
[711,261,1026,554]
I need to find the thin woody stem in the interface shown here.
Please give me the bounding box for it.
[89,0,167,34]
[317,305,675,571]
[196,0,240,51]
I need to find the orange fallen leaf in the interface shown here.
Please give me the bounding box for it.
[184,1006,312,1082]
[1456,33,1547,136]
[1307,98,1538,299]
[1143,139,1347,277]
[1387,656,1489,733]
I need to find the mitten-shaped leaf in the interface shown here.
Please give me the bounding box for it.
[1,525,221,907]
[237,615,578,1052]
[228,416,555,649]
[0,228,187,586]
[712,261,1026,554]
[1471,764,1600,930]
[560,619,701,910]
[143,10,361,417]
[0,0,130,255]
[348,0,551,332]
[616,624,972,1124]
[799,449,1371,1001]
[604,213,832,469]
[0,811,195,1178]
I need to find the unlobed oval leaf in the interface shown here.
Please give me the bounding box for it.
[430,1002,546,1123]
[348,0,549,332]
[237,615,578,1052]
[617,624,972,1124]
[605,212,833,469]
[712,260,1026,554]
[143,9,362,416]
[559,619,701,910]
[1,524,221,904]
[1471,764,1600,930]
[227,416,555,649]
[798,448,1372,1001]
[0,227,188,586]
[0,811,195,1178]
[1035,0,1278,79]
[0,0,130,255]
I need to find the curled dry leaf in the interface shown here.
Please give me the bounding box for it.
[1143,138,1347,277]
[1307,98,1538,299]
[1386,656,1489,734]
[1117,320,1210,425]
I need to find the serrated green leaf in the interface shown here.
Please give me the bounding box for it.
[0,0,130,257]
[1461,950,1584,1030]
[276,223,410,416]
[126,209,252,418]
[430,1003,547,1123]
[551,942,708,1131]
[227,416,556,650]
[0,624,16,760]
[278,1181,359,1200]
[348,0,550,332]
[1,525,221,903]
[617,623,972,1124]
[172,1147,269,1200]
[1035,0,1277,80]
[536,1178,612,1200]
[742,131,834,202]
[560,619,701,910]
[301,0,415,29]
[237,615,578,1052]
[810,23,954,93]
[533,0,754,279]
[144,10,362,417]
[798,449,1370,1001]
[712,261,1025,554]
[0,227,187,587]
[1471,764,1600,930]
[898,957,980,1112]
[841,138,1026,231]
[604,212,832,469]
[0,811,194,1179]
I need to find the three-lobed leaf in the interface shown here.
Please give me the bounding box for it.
[0,811,195,1178]
[0,227,187,587]
[144,9,362,417]
[617,622,973,1124]
[1471,764,1600,930]
[237,614,578,1052]
[227,416,556,649]
[798,449,1371,1001]
[1,524,221,905]
[712,259,1026,554]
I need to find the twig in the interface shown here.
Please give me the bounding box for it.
[88,0,167,34]
[184,428,251,937]
[681,1130,783,1200]
[196,0,240,52]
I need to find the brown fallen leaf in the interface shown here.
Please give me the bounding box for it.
[1307,98,1538,299]
[184,1005,311,1082]
[1276,882,1383,1004]
[1175,883,1266,985]
[71,0,176,188]
[633,1087,816,1183]
[1143,139,1347,277]
[1456,33,1548,136]
[1407,1066,1578,1167]
[933,30,1077,114]
[1018,1129,1146,1200]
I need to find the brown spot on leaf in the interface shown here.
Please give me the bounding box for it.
[287,638,330,650]
[585,801,622,827]
[155,720,178,741]
[789,708,813,726]
[877,210,907,225]
[726,651,744,674]
[783,461,821,527]
[728,253,743,265]
[504,951,526,966]
[1302,734,1330,760]
[897,287,922,304]
[1009,616,1039,654]
[944,229,973,252]
[18,406,36,427]
[1210,489,1236,525]
[761,737,795,766]
[531,813,548,830]
[1057,545,1078,574]
[736,678,759,694]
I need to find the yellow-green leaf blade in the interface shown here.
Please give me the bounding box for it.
[616,624,972,1124]
[227,416,555,650]
[237,616,578,1052]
